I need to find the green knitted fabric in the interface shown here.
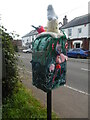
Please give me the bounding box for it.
[32,33,67,92]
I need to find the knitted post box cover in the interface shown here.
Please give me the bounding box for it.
[31,32,68,92]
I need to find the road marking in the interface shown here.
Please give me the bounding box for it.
[18,66,89,95]
[64,85,89,95]
[81,68,90,72]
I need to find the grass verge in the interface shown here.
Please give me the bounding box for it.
[2,82,59,120]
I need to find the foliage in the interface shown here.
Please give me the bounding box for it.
[2,82,59,119]
[0,27,18,99]
[13,45,18,52]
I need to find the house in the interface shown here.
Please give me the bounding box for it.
[12,39,22,52]
[22,30,38,48]
[61,14,90,50]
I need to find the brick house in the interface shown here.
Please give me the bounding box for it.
[61,14,90,50]
[12,40,22,51]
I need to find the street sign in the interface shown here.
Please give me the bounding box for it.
[31,32,68,92]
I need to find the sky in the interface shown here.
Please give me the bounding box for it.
[0,0,90,39]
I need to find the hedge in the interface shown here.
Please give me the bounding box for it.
[0,27,18,100]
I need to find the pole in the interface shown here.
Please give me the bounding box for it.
[47,90,52,120]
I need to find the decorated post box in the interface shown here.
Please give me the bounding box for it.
[31,4,68,92]
[31,31,68,92]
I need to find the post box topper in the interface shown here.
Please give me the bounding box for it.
[31,31,68,92]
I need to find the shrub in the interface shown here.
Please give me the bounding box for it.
[0,27,18,100]
[13,45,18,52]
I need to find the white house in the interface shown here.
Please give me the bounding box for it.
[22,30,38,48]
[61,14,90,50]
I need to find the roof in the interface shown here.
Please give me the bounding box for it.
[22,30,38,38]
[61,14,90,29]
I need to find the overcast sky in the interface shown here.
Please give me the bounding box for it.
[0,0,89,39]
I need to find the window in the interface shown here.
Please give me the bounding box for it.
[78,28,82,33]
[68,29,72,36]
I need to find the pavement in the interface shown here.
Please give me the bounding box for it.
[68,57,90,64]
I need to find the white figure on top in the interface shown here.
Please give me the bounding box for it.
[47,4,58,21]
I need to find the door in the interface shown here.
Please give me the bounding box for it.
[76,43,80,48]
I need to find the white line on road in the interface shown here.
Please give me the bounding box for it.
[81,68,90,72]
[64,85,89,95]
[18,66,89,96]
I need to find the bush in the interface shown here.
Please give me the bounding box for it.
[13,45,18,52]
[0,28,18,100]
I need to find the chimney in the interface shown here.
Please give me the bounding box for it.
[63,15,68,25]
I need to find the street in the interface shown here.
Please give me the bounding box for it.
[18,53,89,118]
[67,59,88,93]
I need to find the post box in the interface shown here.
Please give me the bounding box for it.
[31,32,68,92]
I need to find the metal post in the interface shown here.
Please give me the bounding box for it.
[47,90,52,120]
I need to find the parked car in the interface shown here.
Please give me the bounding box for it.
[22,48,32,53]
[67,48,90,58]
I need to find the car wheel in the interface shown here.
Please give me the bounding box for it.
[77,54,81,58]
[26,51,29,53]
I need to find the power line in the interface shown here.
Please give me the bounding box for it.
[58,7,80,18]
